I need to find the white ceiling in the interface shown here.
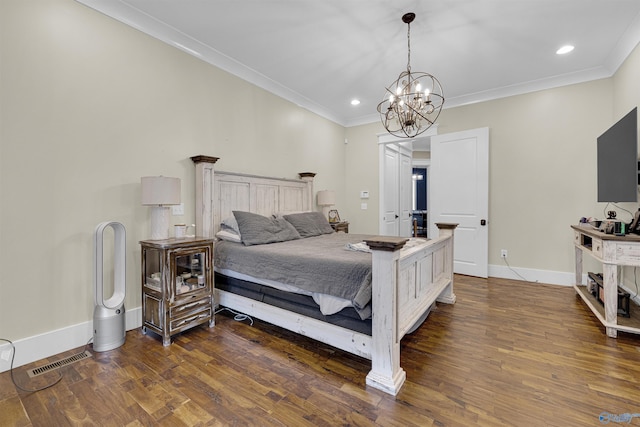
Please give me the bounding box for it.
[78,0,640,128]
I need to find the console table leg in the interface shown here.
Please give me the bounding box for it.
[574,246,583,286]
[603,263,618,338]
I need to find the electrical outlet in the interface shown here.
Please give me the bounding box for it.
[1,350,11,362]
[501,249,508,258]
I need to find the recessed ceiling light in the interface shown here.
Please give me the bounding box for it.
[556,45,574,55]
[351,99,361,106]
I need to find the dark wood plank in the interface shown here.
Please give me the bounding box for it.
[3,275,640,426]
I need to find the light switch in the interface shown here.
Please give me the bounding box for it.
[361,203,367,210]
[172,203,185,215]
[360,191,370,199]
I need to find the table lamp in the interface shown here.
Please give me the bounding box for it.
[317,190,335,220]
[141,176,181,240]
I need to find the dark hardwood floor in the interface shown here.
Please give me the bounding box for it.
[2,275,640,426]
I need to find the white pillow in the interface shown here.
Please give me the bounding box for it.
[215,229,241,243]
[220,216,241,235]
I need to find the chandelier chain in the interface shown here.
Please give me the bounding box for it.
[407,21,411,73]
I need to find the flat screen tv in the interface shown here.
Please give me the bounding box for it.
[597,107,638,203]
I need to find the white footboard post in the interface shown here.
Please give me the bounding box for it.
[364,236,409,395]
[435,223,458,304]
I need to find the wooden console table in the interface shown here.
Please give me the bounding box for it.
[572,225,640,337]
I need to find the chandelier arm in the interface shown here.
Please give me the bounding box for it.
[383,86,396,97]
[406,103,440,128]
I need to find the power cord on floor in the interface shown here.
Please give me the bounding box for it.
[502,257,538,283]
[0,338,62,393]
[85,336,94,353]
[0,335,94,394]
[215,307,254,325]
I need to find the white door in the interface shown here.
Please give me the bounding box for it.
[381,145,399,235]
[379,144,413,237]
[430,128,489,277]
[399,151,413,237]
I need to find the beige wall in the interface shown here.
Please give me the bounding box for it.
[412,151,431,160]
[0,0,345,340]
[613,42,640,120]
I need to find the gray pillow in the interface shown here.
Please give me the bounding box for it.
[284,212,335,237]
[233,211,301,246]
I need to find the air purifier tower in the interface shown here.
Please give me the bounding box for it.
[93,221,127,352]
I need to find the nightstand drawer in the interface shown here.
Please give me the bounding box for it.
[170,295,211,318]
[170,307,211,332]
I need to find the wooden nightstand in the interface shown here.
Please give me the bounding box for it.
[330,221,349,233]
[140,237,214,346]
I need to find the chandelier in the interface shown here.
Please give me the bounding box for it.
[377,12,444,138]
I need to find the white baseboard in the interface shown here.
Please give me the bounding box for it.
[488,263,576,286]
[490,262,640,306]
[0,306,141,373]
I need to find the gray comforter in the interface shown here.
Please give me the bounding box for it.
[214,233,376,319]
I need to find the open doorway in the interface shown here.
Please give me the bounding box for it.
[412,167,427,237]
[411,157,430,237]
[377,130,435,237]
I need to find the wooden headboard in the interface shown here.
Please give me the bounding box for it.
[191,156,315,237]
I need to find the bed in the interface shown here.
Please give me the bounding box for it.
[191,155,457,395]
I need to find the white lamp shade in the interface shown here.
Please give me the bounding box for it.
[141,176,181,206]
[317,190,335,206]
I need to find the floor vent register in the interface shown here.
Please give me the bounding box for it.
[27,350,92,378]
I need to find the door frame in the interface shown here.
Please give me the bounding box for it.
[377,127,438,235]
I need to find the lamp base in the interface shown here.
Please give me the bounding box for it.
[149,206,170,240]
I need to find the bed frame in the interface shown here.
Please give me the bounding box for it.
[191,155,457,395]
